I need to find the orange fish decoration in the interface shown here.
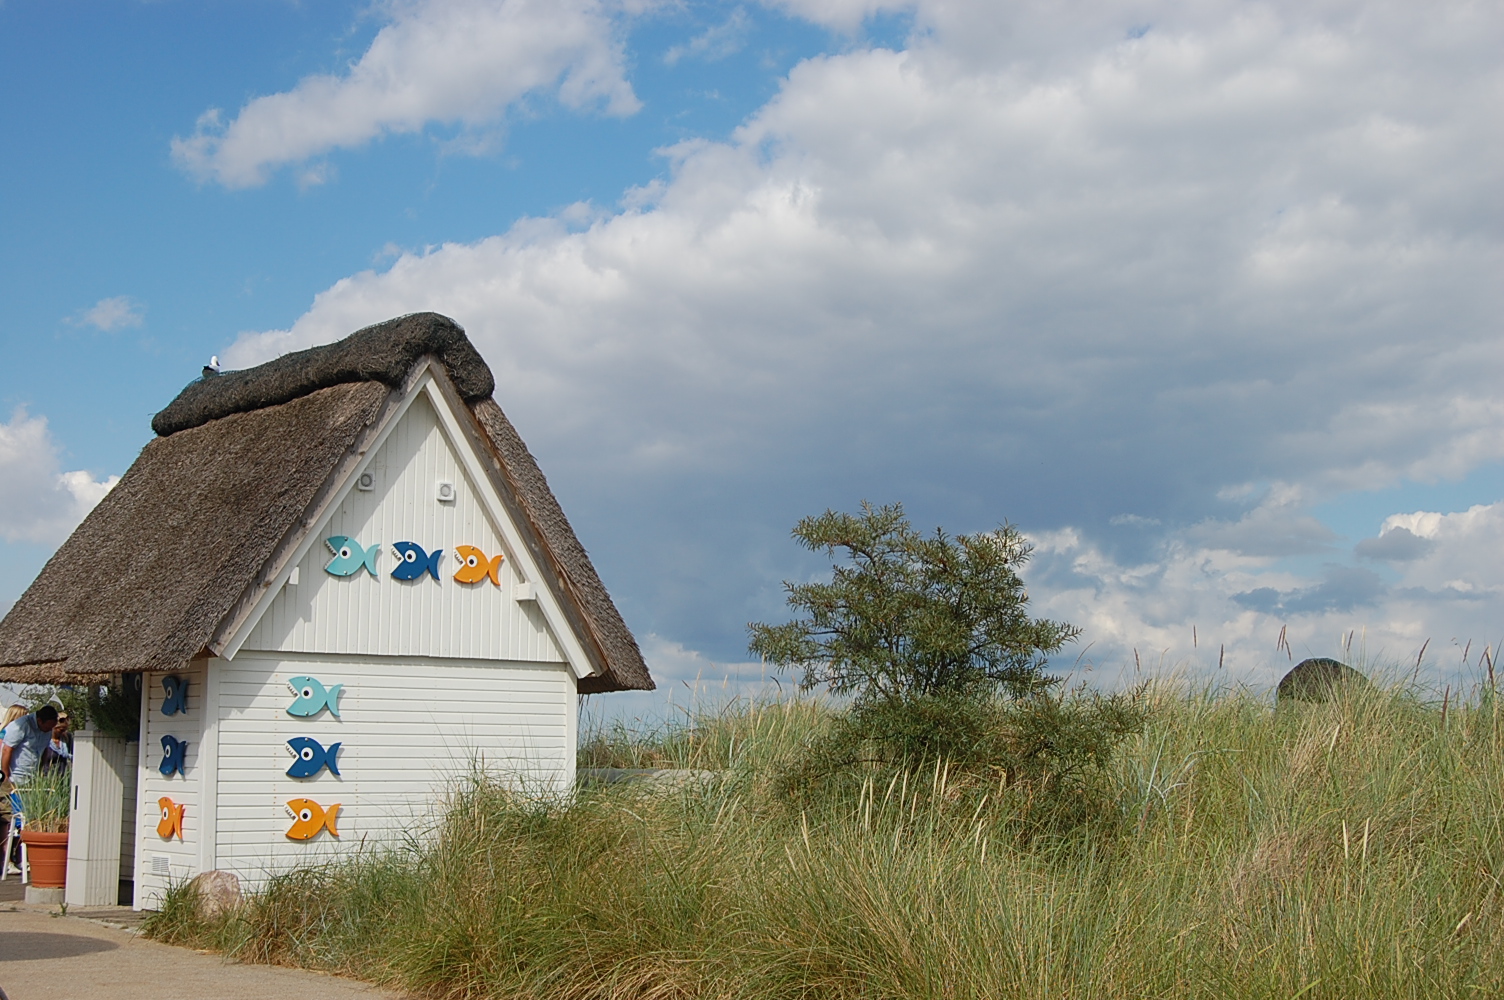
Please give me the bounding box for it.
[157,797,185,839]
[453,545,503,586]
[285,798,340,840]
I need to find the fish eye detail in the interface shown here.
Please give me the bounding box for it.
[286,676,343,719]
[453,545,504,586]
[157,797,186,839]
[285,798,341,840]
[285,736,342,778]
[324,536,380,577]
[391,541,443,581]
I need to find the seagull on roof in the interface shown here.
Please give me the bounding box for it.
[202,356,220,378]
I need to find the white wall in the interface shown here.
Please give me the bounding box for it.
[212,651,573,889]
[134,660,206,908]
[242,390,565,664]
[127,382,598,904]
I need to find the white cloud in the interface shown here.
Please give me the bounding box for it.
[223,0,1504,687]
[665,8,752,66]
[759,0,914,32]
[172,0,643,188]
[1032,496,1504,691]
[582,633,777,725]
[0,409,119,545]
[70,296,144,332]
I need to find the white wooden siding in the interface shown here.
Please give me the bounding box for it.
[135,661,207,908]
[242,391,565,663]
[212,651,573,890]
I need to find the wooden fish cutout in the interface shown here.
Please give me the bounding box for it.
[324,536,380,577]
[286,676,343,718]
[285,737,341,778]
[391,541,442,581]
[159,735,188,777]
[161,675,188,716]
[453,545,503,586]
[285,798,340,840]
[157,797,185,839]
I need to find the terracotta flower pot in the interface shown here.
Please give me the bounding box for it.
[19,830,68,888]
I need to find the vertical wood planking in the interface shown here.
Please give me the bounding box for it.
[198,661,221,873]
[242,392,565,663]
[120,743,137,901]
[65,732,129,906]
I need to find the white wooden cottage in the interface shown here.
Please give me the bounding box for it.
[0,314,652,908]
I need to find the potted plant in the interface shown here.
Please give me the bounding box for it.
[17,767,70,888]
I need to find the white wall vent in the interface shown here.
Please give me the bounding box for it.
[435,481,456,503]
[150,854,171,877]
[356,471,376,491]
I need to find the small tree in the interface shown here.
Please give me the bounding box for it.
[748,502,1079,704]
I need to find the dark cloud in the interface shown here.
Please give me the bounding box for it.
[1355,526,1435,562]
[1232,566,1386,617]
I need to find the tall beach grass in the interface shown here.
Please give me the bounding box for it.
[147,678,1504,998]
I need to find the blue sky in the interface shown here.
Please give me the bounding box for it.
[3,0,1502,715]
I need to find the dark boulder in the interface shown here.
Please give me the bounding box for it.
[1277,658,1374,703]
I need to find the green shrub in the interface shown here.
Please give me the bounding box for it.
[748,502,1079,702]
[749,503,1141,830]
[85,675,142,741]
[777,687,1147,834]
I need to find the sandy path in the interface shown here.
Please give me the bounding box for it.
[0,909,404,1000]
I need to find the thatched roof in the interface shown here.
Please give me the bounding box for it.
[152,313,493,436]
[0,313,652,693]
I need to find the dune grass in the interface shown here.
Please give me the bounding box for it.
[146,679,1504,999]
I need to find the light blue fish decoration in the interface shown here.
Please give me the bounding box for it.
[161,675,188,716]
[391,541,442,581]
[287,676,343,718]
[324,536,379,577]
[159,735,188,777]
[285,737,342,779]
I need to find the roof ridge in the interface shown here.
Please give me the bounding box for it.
[152,312,493,436]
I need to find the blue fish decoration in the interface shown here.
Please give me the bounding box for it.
[391,541,443,581]
[324,536,379,577]
[161,675,188,716]
[287,676,343,718]
[159,735,188,777]
[285,737,342,778]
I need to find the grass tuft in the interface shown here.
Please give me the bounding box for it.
[148,681,1504,998]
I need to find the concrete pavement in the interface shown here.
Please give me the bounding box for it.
[0,907,405,1000]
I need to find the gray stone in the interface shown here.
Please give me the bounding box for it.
[25,885,64,905]
[188,869,241,919]
[1277,658,1374,703]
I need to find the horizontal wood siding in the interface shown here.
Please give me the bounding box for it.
[213,651,573,890]
[243,391,565,663]
[135,662,206,908]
